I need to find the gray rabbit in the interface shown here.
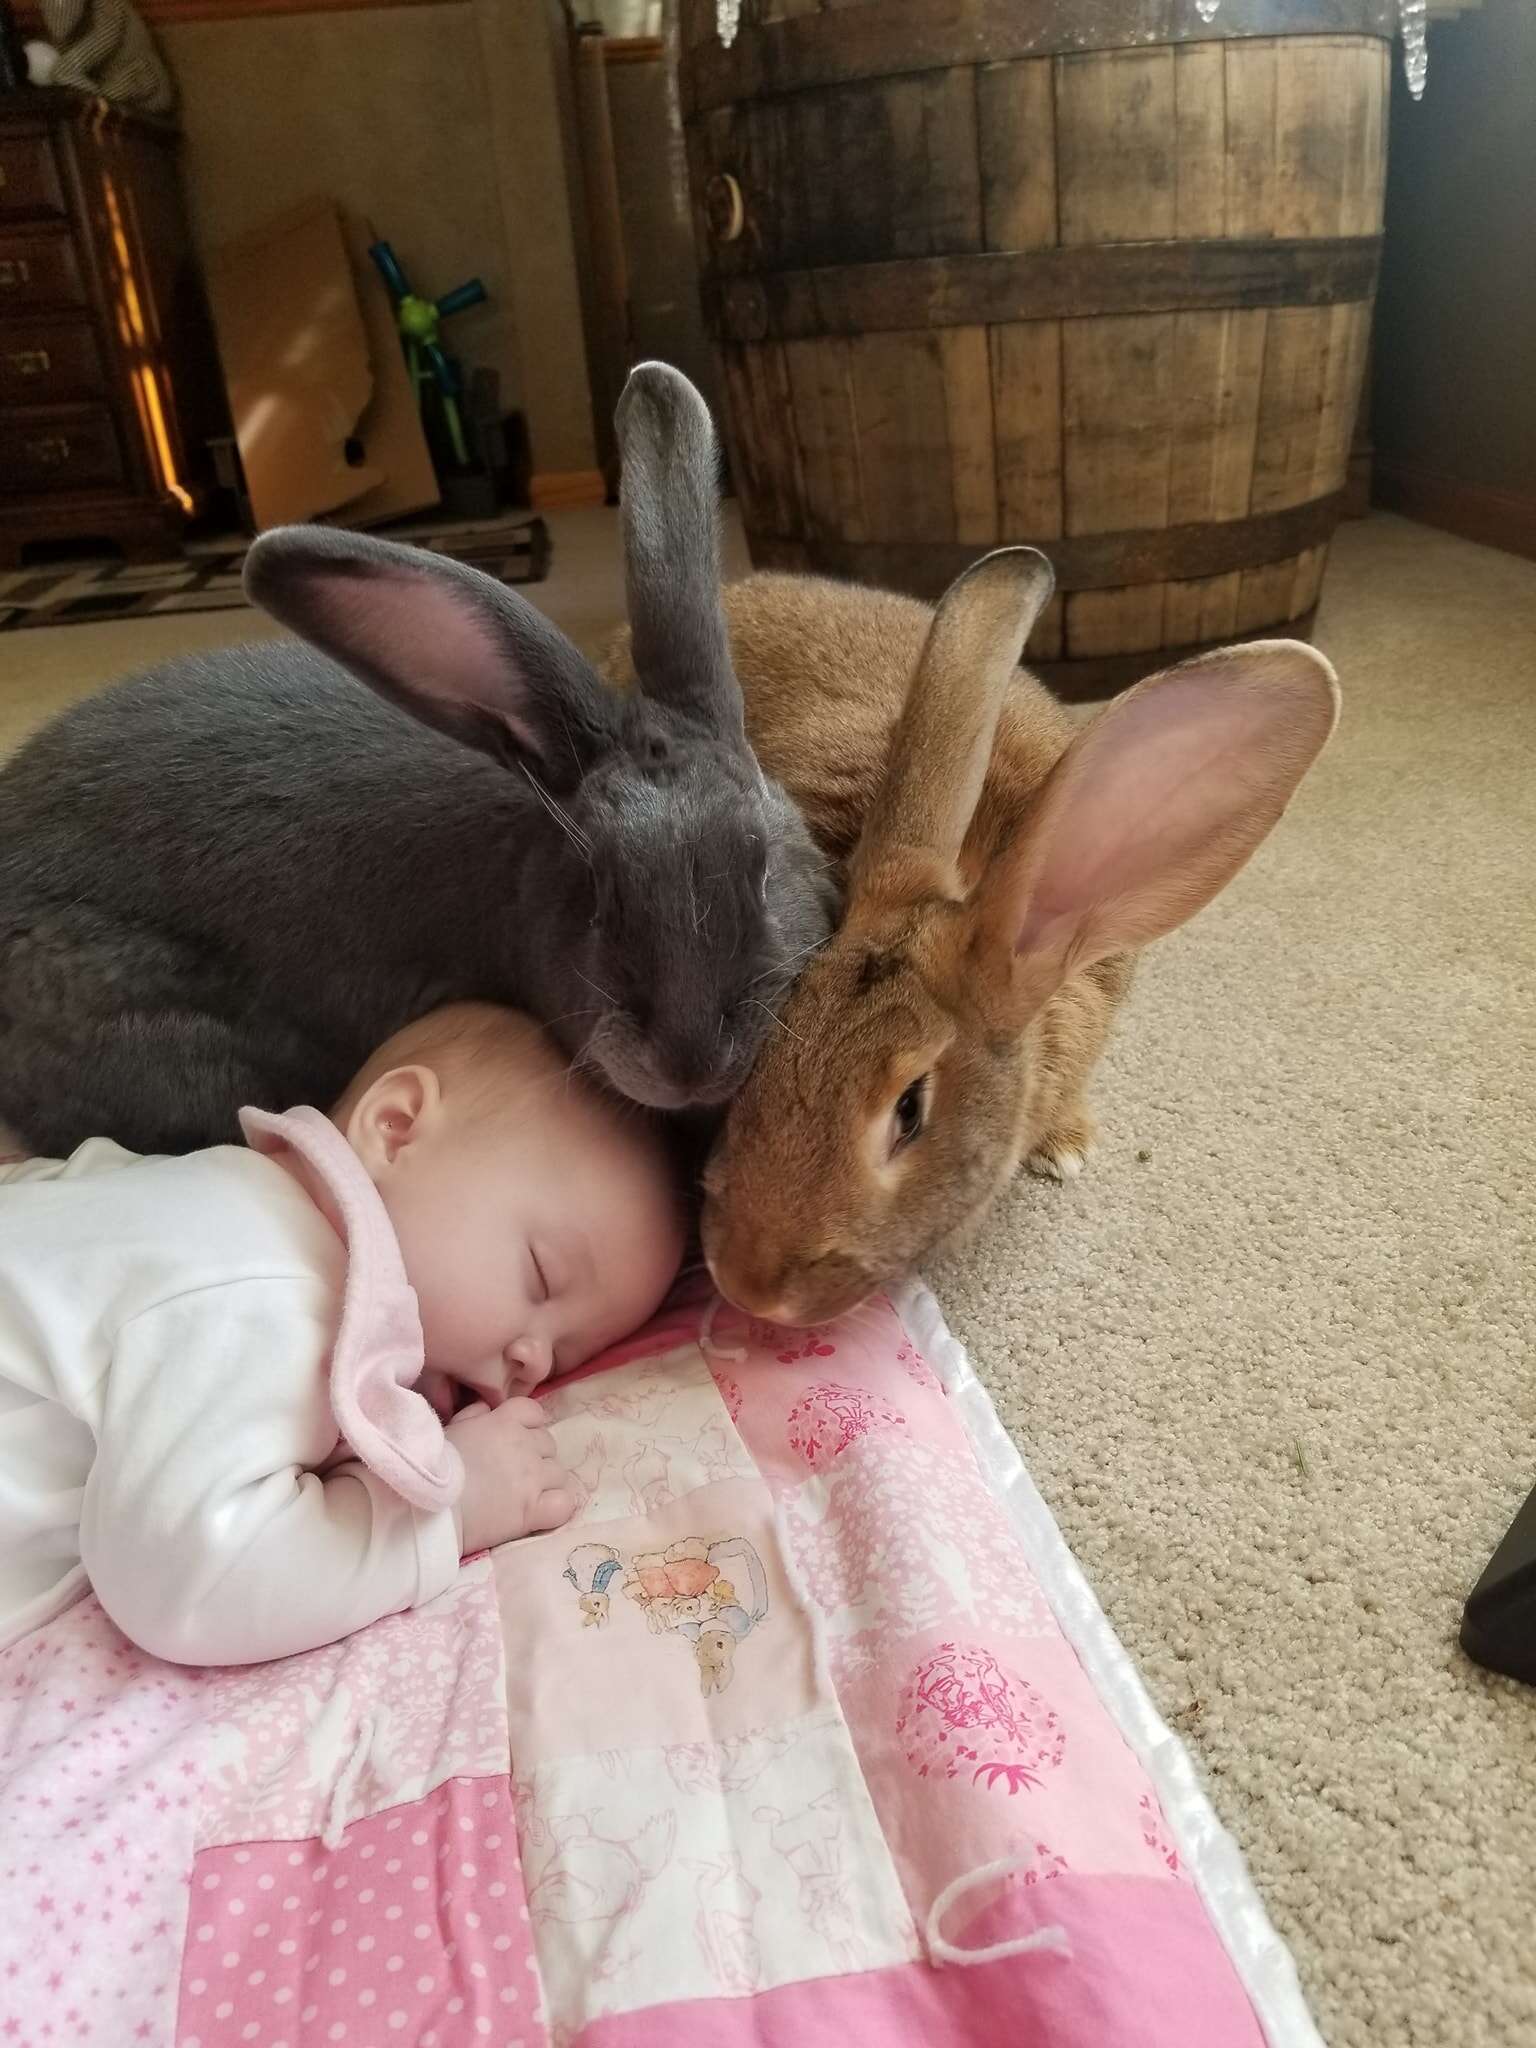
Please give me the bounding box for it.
[0,363,835,1156]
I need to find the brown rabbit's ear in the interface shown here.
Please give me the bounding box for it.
[974,638,1341,1008]
[854,547,1055,896]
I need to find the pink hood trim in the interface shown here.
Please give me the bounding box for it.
[240,1105,462,1512]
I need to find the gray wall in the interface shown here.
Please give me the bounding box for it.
[1372,1,1536,523]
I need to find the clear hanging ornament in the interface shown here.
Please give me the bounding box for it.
[710,0,1428,91]
[1399,0,1429,98]
[662,0,692,227]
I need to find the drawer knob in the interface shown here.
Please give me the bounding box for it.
[24,433,71,466]
[6,347,51,377]
[0,257,33,289]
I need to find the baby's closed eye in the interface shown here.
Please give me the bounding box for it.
[527,1244,551,1302]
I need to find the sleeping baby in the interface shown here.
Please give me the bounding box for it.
[0,1002,685,1665]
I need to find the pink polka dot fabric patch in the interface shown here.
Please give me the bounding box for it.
[175,1776,544,2048]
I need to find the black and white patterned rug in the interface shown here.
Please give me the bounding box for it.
[0,514,551,632]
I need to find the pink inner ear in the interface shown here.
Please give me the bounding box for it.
[1016,657,1335,963]
[323,570,542,756]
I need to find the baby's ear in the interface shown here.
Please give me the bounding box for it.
[346,1065,440,1177]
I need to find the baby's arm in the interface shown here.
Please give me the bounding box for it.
[0,1158,50,1183]
[81,1279,464,1667]
[0,1136,140,1185]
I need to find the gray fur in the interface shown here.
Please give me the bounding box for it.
[616,362,742,742]
[0,363,835,1156]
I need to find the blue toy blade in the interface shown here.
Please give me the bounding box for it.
[435,279,488,319]
[368,241,410,301]
[423,342,461,399]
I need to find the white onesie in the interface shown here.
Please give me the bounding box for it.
[0,1111,461,1665]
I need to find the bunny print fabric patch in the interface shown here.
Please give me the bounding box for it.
[560,1533,772,1696]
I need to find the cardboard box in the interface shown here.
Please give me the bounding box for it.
[204,197,440,532]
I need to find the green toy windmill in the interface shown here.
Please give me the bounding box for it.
[368,240,487,469]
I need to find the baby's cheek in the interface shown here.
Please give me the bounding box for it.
[417,1275,502,1377]
[415,1369,460,1420]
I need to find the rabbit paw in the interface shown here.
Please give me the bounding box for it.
[1026,1112,1095,1182]
[1027,1141,1085,1181]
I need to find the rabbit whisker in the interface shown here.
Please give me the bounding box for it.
[748,936,822,988]
[568,1026,612,1093]
[541,1005,603,1033]
[574,967,618,1007]
[688,872,712,935]
[744,997,805,1046]
[575,1013,612,1060]
[518,762,593,863]
[555,708,584,783]
[838,1300,891,1343]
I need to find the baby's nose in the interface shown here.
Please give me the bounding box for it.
[506,1337,553,1390]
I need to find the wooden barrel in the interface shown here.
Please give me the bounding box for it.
[678,0,1391,696]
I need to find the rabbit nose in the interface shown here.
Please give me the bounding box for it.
[705,1246,804,1327]
[664,1017,730,1089]
[749,1294,804,1327]
[708,1229,874,1327]
[726,1283,804,1327]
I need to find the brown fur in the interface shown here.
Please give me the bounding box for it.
[606,553,1339,1324]
[633,572,1079,873]
[710,565,1124,1173]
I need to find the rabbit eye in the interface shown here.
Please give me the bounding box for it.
[889,1077,929,1156]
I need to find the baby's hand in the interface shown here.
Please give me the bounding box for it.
[447,1397,575,1555]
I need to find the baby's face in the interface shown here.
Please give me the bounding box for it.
[376,1074,684,1403]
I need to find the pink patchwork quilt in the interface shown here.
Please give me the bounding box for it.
[0,1284,1322,2048]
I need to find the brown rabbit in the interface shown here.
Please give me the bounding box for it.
[654,547,1340,1326]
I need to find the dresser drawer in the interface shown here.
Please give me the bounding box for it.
[0,320,106,405]
[1,405,125,492]
[0,130,67,222]
[0,233,87,311]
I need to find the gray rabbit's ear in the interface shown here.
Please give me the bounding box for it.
[244,526,619,788]
[616,362,745,744]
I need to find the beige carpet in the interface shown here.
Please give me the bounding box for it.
[931,514,1536,2048]
[3,509,1533,2045]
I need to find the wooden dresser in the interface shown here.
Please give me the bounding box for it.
[0,88,224,568]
